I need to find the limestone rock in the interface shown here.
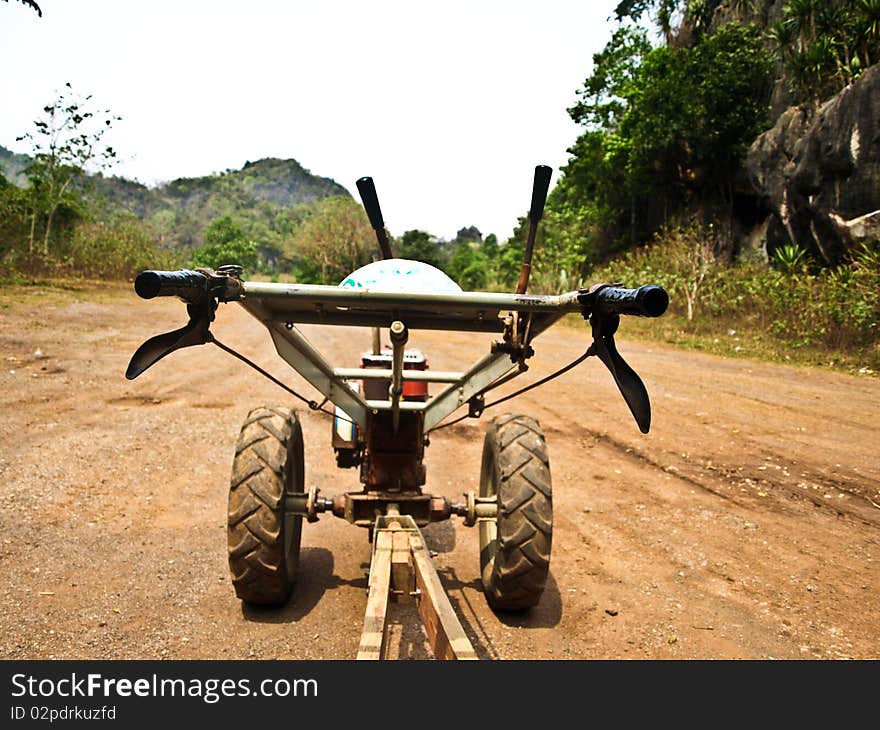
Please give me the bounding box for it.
[746,64,880,264]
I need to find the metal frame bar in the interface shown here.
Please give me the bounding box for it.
[243,281,583,316]
[242,299,370,426]
[334,368,464,383]
[238,283,581,434]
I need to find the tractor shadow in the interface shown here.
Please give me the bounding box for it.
[420,568,562,660]
[491,572,563,630]
[240,547,367,623]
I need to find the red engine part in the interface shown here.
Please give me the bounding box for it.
[361,348,429,401]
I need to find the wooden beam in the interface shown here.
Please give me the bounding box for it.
[356,530,393,660]
[409,535,478,660]
[391,529,413,602]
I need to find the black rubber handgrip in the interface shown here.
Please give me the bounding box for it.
[529,165,553,222]
[596,285,669,318]
[356,176,385,231]
[134,269,208,302]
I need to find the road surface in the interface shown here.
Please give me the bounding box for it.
[0,283,877,659]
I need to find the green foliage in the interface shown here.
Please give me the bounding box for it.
[65,217,179,279]
[0,173,30,261]
[287,196,374,284]
[481,233,499,258]
[614,23,772,206]
[447,242,489,290]
[546,21,772,270]
[83,158,350,253]
[568,26,652,130]
[494,238,524,290]
[16,83,119,257]
[771,0,880,105]
[190,216,258,271]
[396,229,448,269]
[772,243,809,273]
[594,231,880,354]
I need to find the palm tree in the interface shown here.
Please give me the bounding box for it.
[855,0,880,65]
[766,17,796,59]
[729,0,755,16]
[783,0,821,50]
[2,0,41,15]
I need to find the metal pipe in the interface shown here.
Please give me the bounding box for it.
[334,368,464,383]
[242,281,584,314]
[371,326,381,355]
[365,400,424,412]
[389,321,408,433]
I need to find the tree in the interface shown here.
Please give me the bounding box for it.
[447,241,489,290]
[554,21,772,255]
[568,25,652,131]
[289,197,374,283]
[0,173,30,262]
[397,229,448,270]
[615,23,772,211]
[17,83,120,256]
[480,233,499,258]
[770,0,880,105]
[3,0,42,16]
[190,216,258,271]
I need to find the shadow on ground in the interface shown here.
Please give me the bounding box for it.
[241,547,367,623]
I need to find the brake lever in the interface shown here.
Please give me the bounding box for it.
[578,284,665,433]
[586,307,652,434]
[125,298,216,380]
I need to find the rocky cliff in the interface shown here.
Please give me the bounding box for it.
[746,63,880,264]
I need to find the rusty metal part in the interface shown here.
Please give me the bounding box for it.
[344,492,434,528]
[389,320,408,434]
[371,326,381,356]
[452,491,498,527]
[284,485,332,523]
[429,496,453,523]
[361,410,424,491]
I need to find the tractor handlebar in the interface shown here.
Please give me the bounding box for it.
[592,284,669,318]
[134,269,209,303]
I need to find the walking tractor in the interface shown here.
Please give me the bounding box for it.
[125,166,669,659]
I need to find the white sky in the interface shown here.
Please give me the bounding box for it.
[1,0,620,241]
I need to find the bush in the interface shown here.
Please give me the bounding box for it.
[190,237,258,271]
[190,216,259,272]
[592,227,879,358]
[64,218,179,279]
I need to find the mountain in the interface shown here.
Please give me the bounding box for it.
[0,147,352,249]
[0,145,30,185]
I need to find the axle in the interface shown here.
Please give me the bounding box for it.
[284,486,497,528]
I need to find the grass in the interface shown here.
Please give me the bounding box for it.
[0,277,132,308]
[581,311,879,376]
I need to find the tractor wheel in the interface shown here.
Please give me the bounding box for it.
[478,414,552,612]
[227,406,304,606]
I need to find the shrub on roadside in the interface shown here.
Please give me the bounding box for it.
[591,224,879,356]
[64,218,179,279]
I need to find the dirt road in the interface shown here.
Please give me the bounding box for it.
[1,283,877,660]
